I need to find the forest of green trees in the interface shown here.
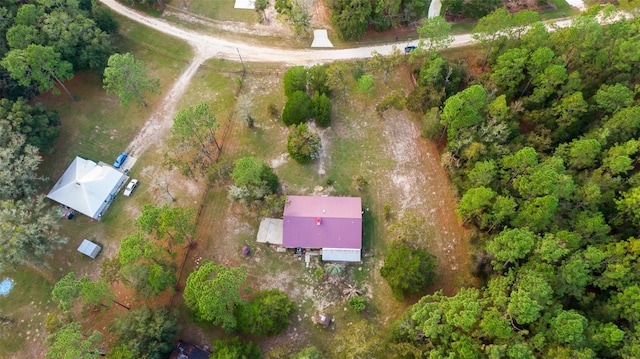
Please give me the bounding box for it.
[0,0,116,271]
[384,6,640,358]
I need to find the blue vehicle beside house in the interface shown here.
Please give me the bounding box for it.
[113,152,128,169]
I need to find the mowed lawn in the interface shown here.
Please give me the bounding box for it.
[186,0,258,22]
[0,14,193,359]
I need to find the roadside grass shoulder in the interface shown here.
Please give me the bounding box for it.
[186,0,258,22]
[113,12,193,62]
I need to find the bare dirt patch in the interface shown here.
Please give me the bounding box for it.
[309,0,332,29]
[381,110,474,295]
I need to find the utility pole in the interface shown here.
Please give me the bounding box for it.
[237,48,246,76]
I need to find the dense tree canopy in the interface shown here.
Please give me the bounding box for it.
[0,120,43,200]
[391,7,640,358]
[0,0,115,100]
[380,240,437,301]
[0,196,67,271]
[210,337,261,359]
[117,231,177,297]
[134,204,196,247]
[282,90,314,126]
[45,322,103,359]
[0,98,59,152]
[329,0,428,40]
[2,44,75,100]
[283,65,307,96]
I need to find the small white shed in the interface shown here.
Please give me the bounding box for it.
[77,239,101,259]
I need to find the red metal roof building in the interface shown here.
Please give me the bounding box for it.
[283,196,362,262]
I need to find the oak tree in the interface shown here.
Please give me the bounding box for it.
[287,122,321,164]
[0,196,67,271]
[183,261,247,332]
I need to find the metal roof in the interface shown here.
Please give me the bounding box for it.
[321,248,361,262]
[283,196,362,250]
[46,157,125,219]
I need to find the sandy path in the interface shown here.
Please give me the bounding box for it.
[126,52,206,157]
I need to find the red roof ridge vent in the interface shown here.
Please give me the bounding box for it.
[316,217,321,226]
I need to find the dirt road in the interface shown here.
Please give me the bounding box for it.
[103,0,580,159]
[100,0,476,65]
[100,0,586,65]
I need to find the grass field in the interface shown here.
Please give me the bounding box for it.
[185,0,258,22]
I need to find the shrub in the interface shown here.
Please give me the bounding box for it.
[308,65,330,95]
[236,289,294,337]
[353,174,368,191]
[383,204,393,222]
[291,347,323,359]
[211,337,261,359]
[313,91,332,127]
[283,66,307,96]
[356,74,374,97]
[287,123,321,164]
[282,91,314,126]
[347,296,366,314]
[380,241,437,301]
[376,92,406,115]
[267,103,279,117]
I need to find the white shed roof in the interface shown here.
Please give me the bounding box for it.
[77,239,101,259]
[321,248,361,262]
[47,157,125,219]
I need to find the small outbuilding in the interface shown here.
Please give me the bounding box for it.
[47,156,127,220]
[168,341,210,359]
[315,312,333,327]
[77,239,101,259]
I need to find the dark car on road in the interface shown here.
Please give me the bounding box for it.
[113,152,128,169]
[404,46,417,54]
